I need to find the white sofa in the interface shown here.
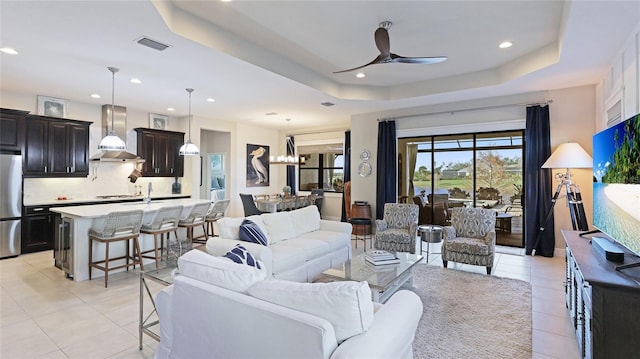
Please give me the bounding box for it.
[206,205,352,282]
[155,250,424,359]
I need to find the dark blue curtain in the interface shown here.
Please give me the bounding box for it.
[376,121,396,219]
[525,105,554,256]
[286,136,296,195]
[341,131,351,222]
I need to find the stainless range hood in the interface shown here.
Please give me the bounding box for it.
[91,104,144,162]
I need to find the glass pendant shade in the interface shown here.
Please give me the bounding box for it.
[179,140,200,156]
[180,88,199,156]
[98,131,126,151]
[99,66,127,152]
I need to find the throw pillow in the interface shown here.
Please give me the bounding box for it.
[239,219,269,246]
[216,176,225,188]
[223,244,261,269]
[177,249,266,293]
[211,177,221,190]
[247,279,374,342]
[216,217,244,239]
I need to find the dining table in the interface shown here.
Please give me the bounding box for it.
[255,196,322,213]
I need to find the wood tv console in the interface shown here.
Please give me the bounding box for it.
[562,230,640,359]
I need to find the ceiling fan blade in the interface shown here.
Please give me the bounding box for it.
[390,53,448,64]
[374,27,390,55]
[333,54,386,74]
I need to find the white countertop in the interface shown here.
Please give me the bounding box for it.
[24,193,191,207]
[50,198,209,218]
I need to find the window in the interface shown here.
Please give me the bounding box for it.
[299,146,344,192]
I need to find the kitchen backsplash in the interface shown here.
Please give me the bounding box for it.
[23,161,191,205]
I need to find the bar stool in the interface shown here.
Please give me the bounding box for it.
[88,210,144,288]
[205,200,230,238]
[178,202,211,244]
[139,205,183,268]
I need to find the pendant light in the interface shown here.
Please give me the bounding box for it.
[98,67,127,151]
[179,88,200,156]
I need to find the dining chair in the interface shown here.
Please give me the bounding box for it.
[240,193,267,216]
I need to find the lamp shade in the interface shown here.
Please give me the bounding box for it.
[541,142,592,169]
[179,140,200,156]
[98,132,126,151]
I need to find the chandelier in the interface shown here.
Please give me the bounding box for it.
[270,118,300,165]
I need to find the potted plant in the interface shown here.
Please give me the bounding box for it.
[282,185,291,196]
[510,184,523,204]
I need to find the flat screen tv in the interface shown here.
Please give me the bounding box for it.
[592,112,640,269]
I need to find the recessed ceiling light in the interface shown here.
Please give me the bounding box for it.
[90,94,101,99]
[167,107,175,111]
[0,47,18,55]
[356,72,366,78]
[206,98,215,102]
[499,41,513,49]
[130,78,142,84]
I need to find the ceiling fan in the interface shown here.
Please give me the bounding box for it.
[334,21,448,74]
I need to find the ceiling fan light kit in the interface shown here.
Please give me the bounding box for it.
[334,21,447,74]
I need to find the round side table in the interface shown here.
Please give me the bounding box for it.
[349,217,372,251]
[418,225,443,262]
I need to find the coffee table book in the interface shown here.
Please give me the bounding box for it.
[365,250,400,265]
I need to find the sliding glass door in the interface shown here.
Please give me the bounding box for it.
[400,130,524,247]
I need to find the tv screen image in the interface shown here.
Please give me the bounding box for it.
[592,113,640,258]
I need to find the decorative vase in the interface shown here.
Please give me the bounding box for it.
[172,177,181,194]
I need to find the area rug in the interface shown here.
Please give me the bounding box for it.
[410,265,532,359]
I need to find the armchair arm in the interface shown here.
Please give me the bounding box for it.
[409,223,418,237]
[375,219,388,232]
[443,226,456,240]
[330,290,423,359]
[482,230,497,248]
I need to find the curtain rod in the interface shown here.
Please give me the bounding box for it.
[378,100,553,122]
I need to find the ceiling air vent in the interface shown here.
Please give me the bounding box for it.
[320,102,335,107]
[135,36,171,51]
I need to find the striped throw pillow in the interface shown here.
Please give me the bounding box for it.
[238,219,268,246]
[223,244,261,269]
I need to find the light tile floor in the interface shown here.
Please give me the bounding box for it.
[1,240,580,358]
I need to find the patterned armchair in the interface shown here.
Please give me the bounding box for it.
[374,203,419,254]
[442,207,496,274]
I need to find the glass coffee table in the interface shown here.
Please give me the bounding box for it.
[139,265,176,349]
[320,252,423,303]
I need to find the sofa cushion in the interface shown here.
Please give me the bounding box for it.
[223,244,262,269]
[269,245,306,275]
[261,211,296,243]
[178,249,266,293]
[248,279,374,342]
[217,217,244,240]
[277,239,330,261]
[289,205,321,237]
[298,230,351,252]
[444,237,490,255]
[239,219,268,246]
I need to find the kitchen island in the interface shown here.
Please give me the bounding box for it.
[51,198,210,281]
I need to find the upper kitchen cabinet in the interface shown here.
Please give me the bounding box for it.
[23,115,91,177]
[0,108,28,153]
[135,128,184,177]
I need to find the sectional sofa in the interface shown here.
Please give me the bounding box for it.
[206,205,353,282]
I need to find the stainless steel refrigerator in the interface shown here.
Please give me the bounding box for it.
[1,154,22,258]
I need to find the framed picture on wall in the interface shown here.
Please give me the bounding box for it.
[246,143,270,187]
[149,113,169,130]
[37,95,68,118]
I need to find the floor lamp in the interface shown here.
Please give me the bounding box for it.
[533,143,593,255]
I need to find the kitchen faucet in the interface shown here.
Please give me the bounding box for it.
[146,182,153,204]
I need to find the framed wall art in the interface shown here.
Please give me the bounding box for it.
[149,113,169,130]
[37,95,68,118]
[246,143,270,187]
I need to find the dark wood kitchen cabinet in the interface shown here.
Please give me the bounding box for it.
[22,206,55,253]
[0,108,28,152]
[135,128,184,177]
[23,115,91,177]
